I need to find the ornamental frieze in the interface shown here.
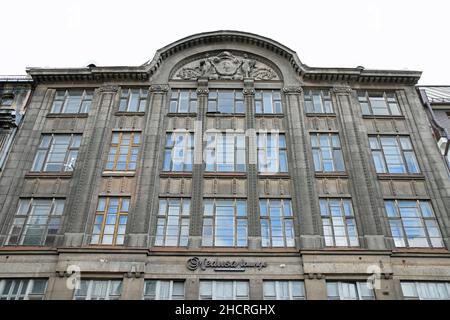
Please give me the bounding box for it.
[172,51,280,81]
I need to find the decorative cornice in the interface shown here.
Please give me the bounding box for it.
[98,85,119,93]
[307,272,325,280]
[242,88,255,96]
[282,86,303,95]
[149,84,169,93]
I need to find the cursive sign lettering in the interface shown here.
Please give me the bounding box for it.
[186,257,267,272]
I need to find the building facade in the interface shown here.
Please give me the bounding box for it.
[0,31,450,300]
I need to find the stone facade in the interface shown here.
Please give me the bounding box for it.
[0,31,449,300]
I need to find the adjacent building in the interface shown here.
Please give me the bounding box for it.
[0,31,450,300]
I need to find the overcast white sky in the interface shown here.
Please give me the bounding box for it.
[2,0,449,84]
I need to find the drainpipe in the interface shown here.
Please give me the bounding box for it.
[418,88,450,173]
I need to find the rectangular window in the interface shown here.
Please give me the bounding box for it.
[91,197,129,246]
[199,281,249,300]
[163,132,194,172]
[0,279,47,300]
[119,88,148,112]
[208,90,245,114]
[74,280,122,300]
[304,90,333,114]
[358,91,401,116]
[257,133,288,173]
[144,280,185,300]
[155,198,190,247]
[170,90,197,113]
[202,199,247,247]
[7,198,64,246]
[311,133,345,172]
[260,199,295,247]
[255,90,282,114]
[401,282,450,300]
[320,198,359,247]
[327,282,374,300]
[263,281,305,300]
[105,132,141,171]
[385,200,443,248]
[51,89,93,114]
[205,132,246,172]
[31,134,81,172]
[369,135,420,174]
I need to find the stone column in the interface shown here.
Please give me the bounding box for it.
[120,276,145,300]
[304,276,327,300]
[188,79,208,249]
[129,84,168,248]
[332,86,388,250]
[283,86,321,249]
[46,275,74,300]
[185,277,199,299]
[249,278,263,300]
[243,79,260,249]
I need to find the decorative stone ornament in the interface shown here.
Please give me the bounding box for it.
[173,51,279,81]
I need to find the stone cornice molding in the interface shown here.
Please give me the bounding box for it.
[332,86,353,94]
[149,84,169,93]
[283,86,303,95]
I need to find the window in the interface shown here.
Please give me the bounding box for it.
[199,281,249,300]
[320,198,359,247]
[7,198,64,246]
[385,200,443,248]
[257,133,288,173]
[311,133,345,172]
[327,282,374,300]
[202,199,247,247]
[260,199,295,247]
[170,90,197,113]
[401,282,450,300]
[304,90,333,114]
[51,89,93,114]
[155,198,190,247]
[31,134,81,172]
[205,132,246,172]
[1,94,14,107]
[105,132,141,171]
[0,279,47,300]
[91,197,129,246]
[369,135,420,174]
[263,281,305,300]
[358,91,401,116]
[144,280,185,300]
[74,280,122,300]
[208,90,245,114]
[255,90,282,114]
[119,88,148,112]
[163,132,194,172]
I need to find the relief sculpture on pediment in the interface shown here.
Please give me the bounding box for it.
[173,51,279,81]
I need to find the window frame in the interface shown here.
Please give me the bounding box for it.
[205,131,246,172]
[0,278,48,300]
[263,280,306,300]
[105,131,141,171]
[319,198,359,247]
[90,197,130,246]
[143,280,185,300]
[207,89,245,114]
[50,89,93,114]
[73,279,122,300]
[385,200,444,248]
[155,198,190,247]
[31,133,81,173]
[169,89,197,113]
[162,131,194,172]
[199,280,249,300]
[369,135,421,174]
[401,281,450,300]
[6,198,65,246]
[202,198,248,247]
[257,132,289,173]
[358,90,402,116]
[118,88,148,113]
[255,90,283,114]
[260,199,295,248]
[310,133,346,173]
[304,89,334,114]
[327,281,375,300]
